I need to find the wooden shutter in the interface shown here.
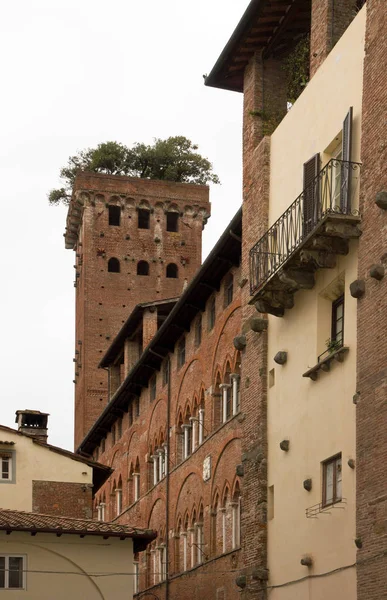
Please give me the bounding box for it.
[341,107,353,211]
[303,153,320,236]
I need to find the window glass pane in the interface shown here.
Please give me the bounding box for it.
[1,458,9,479]
[0,557,5,588]
[325,462,334,504]
[8,557,23,589]
[336,457,342,500]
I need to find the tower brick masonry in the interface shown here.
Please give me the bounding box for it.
[65,173,210,447]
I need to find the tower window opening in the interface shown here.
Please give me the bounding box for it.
[166,212,179,232]
[108,205,121,226]
[137,261,150,276]
[138,209,150,229]
[166,263,178,279]
[108,257,120,273]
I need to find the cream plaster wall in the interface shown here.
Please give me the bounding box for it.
[0,430,93,511]
[265,8,366,600]
[0,531,134,600]
[269,7,366,224]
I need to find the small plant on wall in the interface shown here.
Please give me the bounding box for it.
[284,35,310,104]
[325,337,342,354]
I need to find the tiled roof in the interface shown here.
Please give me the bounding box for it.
[0,509,156,551]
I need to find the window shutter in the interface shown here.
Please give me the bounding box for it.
[341,107,353,212]
[303,154,320,236]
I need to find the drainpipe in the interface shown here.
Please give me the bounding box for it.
[165,355,171,600]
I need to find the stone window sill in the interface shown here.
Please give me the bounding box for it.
[302,346,349,381]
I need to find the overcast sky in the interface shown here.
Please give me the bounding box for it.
[0,0,248,450]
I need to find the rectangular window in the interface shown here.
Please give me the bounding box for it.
[331,295,344,348]
[117,417,122,439]
[166,212,179,232]
[177,338,186,369]
[138,208,150,229]
[163,359,170,386]
[0,556,25,589]
[135,397,140,418]
[323,454,342,506]
[108,205,121,226]
[208,297,216,331]
[194,315,202,348]
[224,274,233,308]
[150,375,156,402]
[0,455,11,481]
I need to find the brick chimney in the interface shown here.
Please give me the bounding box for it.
[15,410,49,444]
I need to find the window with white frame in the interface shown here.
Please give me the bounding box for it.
[133,553,139,594]
[1,454,11,482]
[0,555,25,589]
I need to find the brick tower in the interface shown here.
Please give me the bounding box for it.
[64,172,210,447]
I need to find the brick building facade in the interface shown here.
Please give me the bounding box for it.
[65,173,210,446]
[68,1,386,599]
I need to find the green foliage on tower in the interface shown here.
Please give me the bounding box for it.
[48,138,220,205]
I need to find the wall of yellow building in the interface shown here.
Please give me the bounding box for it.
[0,531,134,600]
[0,430,93,511]
[265,7,366,600]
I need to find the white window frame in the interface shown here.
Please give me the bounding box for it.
[133,560,139,594]
[0,453,14,483]
[0,555,26,590]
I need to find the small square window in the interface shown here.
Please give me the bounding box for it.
[0,453,14,483]
[323,454,342,506]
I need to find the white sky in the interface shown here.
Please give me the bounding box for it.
[0,0,248,450]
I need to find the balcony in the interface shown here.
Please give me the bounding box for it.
[249,159,362,316]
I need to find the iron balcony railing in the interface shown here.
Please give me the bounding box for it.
[249,159,361,295]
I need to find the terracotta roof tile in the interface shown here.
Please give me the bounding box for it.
[0,509,156,551]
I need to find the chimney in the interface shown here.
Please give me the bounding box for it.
[15,410,49,444]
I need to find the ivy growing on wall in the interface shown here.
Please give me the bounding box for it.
[284,35,310,105]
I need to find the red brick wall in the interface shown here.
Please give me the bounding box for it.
[310,0,359,78]
[93,266,243,599]
[32,481,93,519]
[69,174,210,447]
[356,2,387,599]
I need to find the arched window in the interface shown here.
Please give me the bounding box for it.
[134,457,140,502]
[183,407,192,460]
[115,477,122,516]
[232,352,241,415]
[108,204,121,226]
[224,272,234,307]
[190,510,197,568]
[176,414,184,464]
[196,505,204,565]
[137,260,149,276]
[211,494,219,556]
[108,257,120,273]
[166,263,178,278]
[213,373,222,429]
[138,208,150,229]
[128,463,134,505]
[176,518,182,572]
[166,211,179,232]
[183,514,189,571]
[221,488,230,554]
[223,363,232,422]
[231,483,241,549]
